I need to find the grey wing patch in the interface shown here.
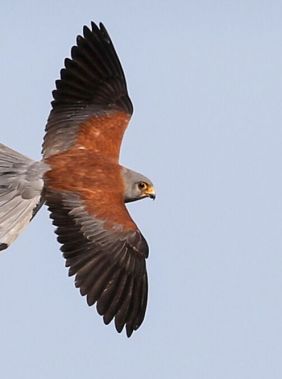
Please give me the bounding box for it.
[0,144,47,249]
[46,189,148,337]
[42,105,101,158]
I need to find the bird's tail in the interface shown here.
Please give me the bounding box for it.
[0,143,46,251]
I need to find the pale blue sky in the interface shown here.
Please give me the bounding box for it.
[0,1,282,378]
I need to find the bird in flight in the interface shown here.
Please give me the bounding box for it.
[0,22,155,337]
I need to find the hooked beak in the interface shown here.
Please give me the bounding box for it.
[145,186,156,200]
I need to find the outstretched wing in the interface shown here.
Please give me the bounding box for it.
[43,21,148,336]
[42,22,133,159]
[46,188,148,337]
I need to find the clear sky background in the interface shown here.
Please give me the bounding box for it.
[0,1,281,378]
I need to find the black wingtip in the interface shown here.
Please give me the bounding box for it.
[91,21,100,33]
[83,25,91,38]
[48,19,133,115]
[126,325,134,338]
[114,315,125,333]
[76,35,83,45]
[99,23,111,43]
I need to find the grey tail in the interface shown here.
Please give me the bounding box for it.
[0,143,46,251]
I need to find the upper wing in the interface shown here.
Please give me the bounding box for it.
[42,22,133,159]
[45,188,148,337]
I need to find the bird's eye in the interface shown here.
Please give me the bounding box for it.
[138,182,147,190]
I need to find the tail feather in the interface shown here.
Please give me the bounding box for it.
[0,144,47,250]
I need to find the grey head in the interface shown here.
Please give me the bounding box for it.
[121,167,156,203]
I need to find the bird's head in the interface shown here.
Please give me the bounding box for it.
[122,167,156,203]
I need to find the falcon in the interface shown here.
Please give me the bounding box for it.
[0,22,155,337]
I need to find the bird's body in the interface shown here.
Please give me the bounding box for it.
[0,22,155,337]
